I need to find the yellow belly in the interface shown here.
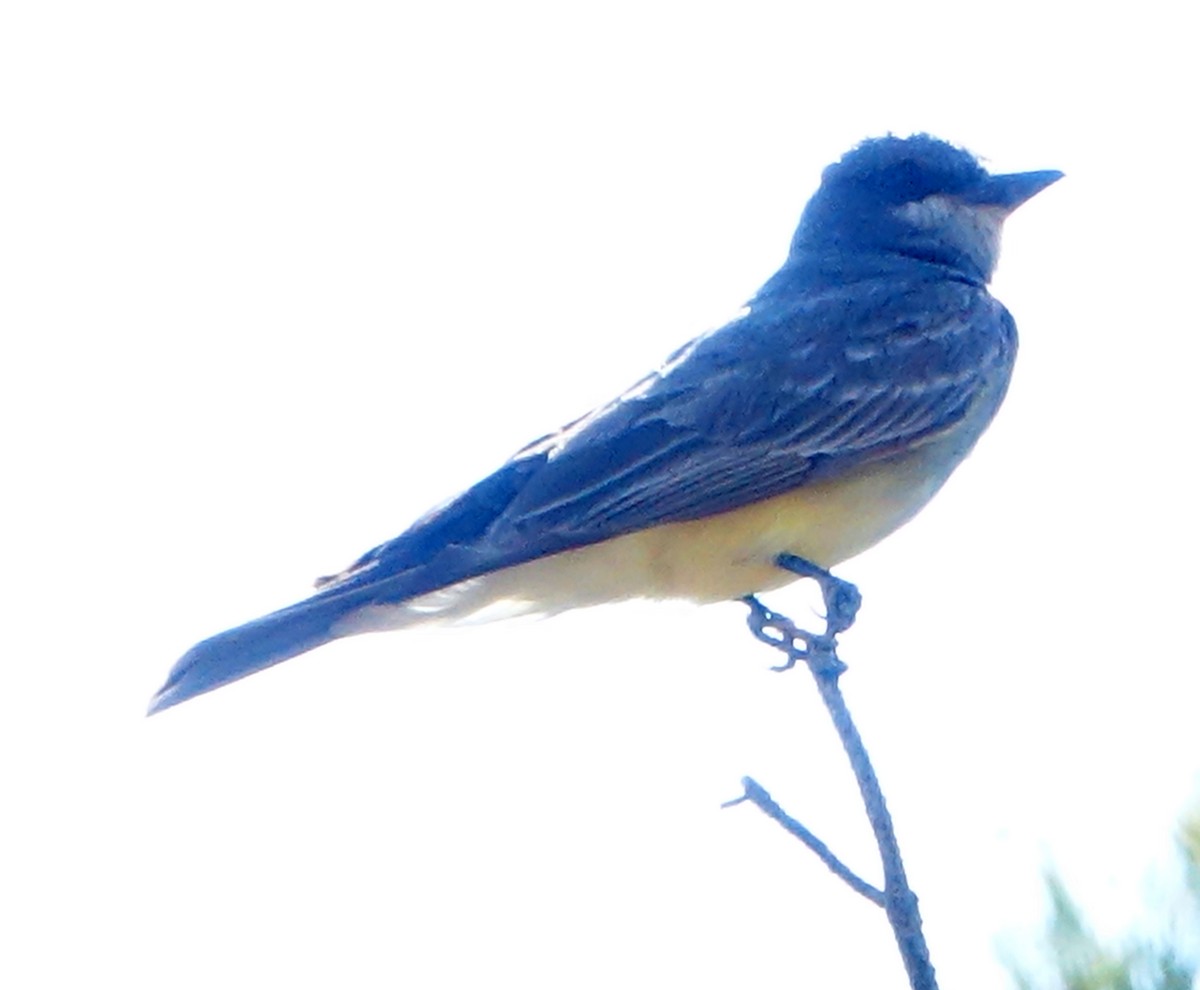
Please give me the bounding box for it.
[462,439,966,612]
[340,433,975,636]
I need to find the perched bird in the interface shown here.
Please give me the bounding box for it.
[149,134,1060,714]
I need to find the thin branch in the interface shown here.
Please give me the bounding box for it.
[723,776,884,905]
[729,561,938,990]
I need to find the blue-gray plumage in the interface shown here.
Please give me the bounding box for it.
[149,134,1061,714]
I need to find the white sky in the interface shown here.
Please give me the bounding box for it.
[3,2,1197,987]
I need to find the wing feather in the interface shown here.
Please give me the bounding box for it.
[320,276,1015,600]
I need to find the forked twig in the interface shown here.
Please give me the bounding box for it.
[725,554,938,990]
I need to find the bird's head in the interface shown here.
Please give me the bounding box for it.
[789,134,1062,285]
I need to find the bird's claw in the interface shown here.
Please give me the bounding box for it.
[742,557,859,676]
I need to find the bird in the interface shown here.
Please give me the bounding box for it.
[149,133,1061,714]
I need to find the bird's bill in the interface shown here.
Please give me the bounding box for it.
[963,169,1064,210]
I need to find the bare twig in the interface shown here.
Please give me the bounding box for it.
[722,777,884,905]
[727,557,938,990]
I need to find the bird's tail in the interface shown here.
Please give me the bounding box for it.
[147,593,369,715]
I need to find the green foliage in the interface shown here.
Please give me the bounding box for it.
[1007,810,1199,990]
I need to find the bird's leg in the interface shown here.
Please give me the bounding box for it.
[774,553,861,634]
[740,556,860,674]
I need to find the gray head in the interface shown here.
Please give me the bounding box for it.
[789,134,1062,285]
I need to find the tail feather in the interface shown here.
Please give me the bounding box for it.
[148,595,363,714]
[149,544,513,714]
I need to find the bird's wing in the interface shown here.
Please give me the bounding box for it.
[320,278,1013,598]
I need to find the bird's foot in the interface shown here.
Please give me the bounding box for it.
[774,554,861,634]
[740,556,859,676]
[741,595,846,676]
